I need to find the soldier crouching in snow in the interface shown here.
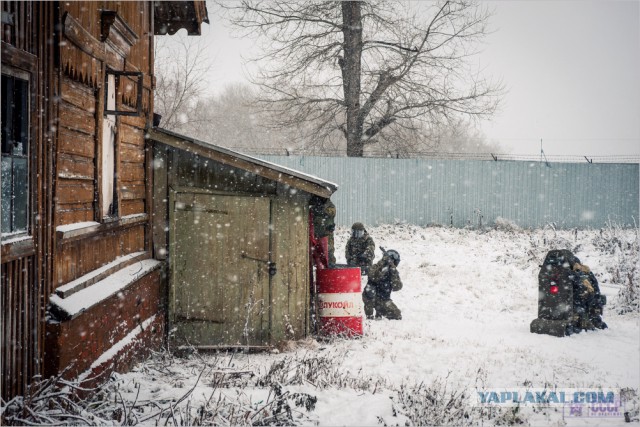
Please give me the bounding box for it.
[572,259,607,330]
[363,247,403,320]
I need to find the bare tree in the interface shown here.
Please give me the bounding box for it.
[219,0,504,157]
[358,116,501,157]
[183,83,267,148]
[154,33,213,131]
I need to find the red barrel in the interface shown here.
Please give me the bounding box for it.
[316,266,363,337]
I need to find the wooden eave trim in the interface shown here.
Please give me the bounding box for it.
[56,213,148,244]
[101,10,138,59]
[148,129,334,198]
[100,11,138,46]
[196,1,210,24]
[62,12,120,68]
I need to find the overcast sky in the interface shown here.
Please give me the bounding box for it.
[194,1,640,157]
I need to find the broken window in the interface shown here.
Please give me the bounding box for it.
[1,71,30,236]
[101,73,118,219]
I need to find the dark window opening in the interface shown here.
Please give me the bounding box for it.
[1,73,30,236]
[103,69,143,117]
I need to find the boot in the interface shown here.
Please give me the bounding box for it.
[591,315,608,329]
[565,324,580,336]
[580,317,595,331]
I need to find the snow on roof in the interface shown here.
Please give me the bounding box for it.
[49,259,161,319]
[148,127,339,197]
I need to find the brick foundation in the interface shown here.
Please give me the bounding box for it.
[44,268,166,384]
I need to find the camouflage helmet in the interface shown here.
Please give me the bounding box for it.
[351,222,365,231]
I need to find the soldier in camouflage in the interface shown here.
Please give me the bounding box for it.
[572,259,607,330]
[345,222,375,275]
[310,196,337,266]
[362,248,403,320]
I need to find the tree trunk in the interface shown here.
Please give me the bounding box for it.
[341,1,364,157]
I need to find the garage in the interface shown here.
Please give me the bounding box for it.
[148,128,337,349]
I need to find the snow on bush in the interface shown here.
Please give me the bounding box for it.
[494,217,521,232]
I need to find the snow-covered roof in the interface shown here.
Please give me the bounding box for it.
[147,127,338,198]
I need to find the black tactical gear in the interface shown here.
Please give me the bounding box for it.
[363,251,403,320]
[531,249,607,336]
[385,249,400,266]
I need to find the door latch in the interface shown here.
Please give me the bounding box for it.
[241,252,277,276]
[268,262,277,277]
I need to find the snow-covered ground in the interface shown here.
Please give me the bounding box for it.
[111,223,639,426]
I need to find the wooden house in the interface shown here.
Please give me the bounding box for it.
[148,128,337,349]
[1,1,208,400]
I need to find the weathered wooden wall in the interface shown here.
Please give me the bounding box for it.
[155,145,311,346]
[271,194,310,341]
[2,0,159,401]
[1,1,57,401]
[1,256,36,401]
[42,1,161,383]
[55,2,153,231]
[54,223,146,286]
[50,1,155,288]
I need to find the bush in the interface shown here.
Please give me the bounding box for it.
[592,221,640,314]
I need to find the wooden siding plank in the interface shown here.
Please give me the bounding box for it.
[1,256,36,400]
[120,123,145,146]
[121,143,145,162]
[59,101,95,135]
[120,183,146,200]
[120,114,147,129]
[120,162,145,181]
[120,200,145,216]
[55,225,146,286]
[55,202,94,225]
[57,153,94,180]
[58,126,95,158]
[56,181,95,204]
[61,76,95,111]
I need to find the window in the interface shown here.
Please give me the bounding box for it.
[1,71,30,236]
[99,70,144,219]
[103,69,143,117]
[102,73,117,218]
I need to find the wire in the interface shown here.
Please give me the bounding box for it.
[219,146,640,164]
